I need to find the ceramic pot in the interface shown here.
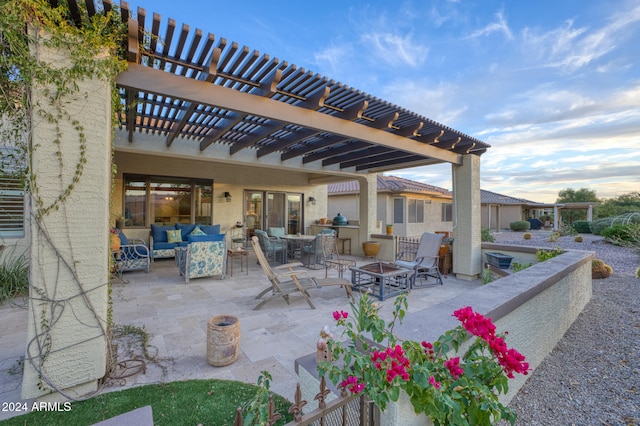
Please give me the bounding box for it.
[362,241,380,257]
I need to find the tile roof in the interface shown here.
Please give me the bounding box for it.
[328,175,450,197]
[329,177,543,205]
[480,189,539,205]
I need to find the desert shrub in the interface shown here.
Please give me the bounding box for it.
[0,248,29,306]
[548,232,560,242]
[636,267,640,278]
[590,218,613,235]
[510,221,530,232]
[558,223,578,236]
[511,261,532,272]
[601,224,635,242]
[574,235,584,243]
[481,227,495,243]
[481,266,495,284]
[523,233,532,240]
[572,220,592,233]
[536,248,563,262]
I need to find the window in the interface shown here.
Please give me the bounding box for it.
[0,146,26,237]
[442,203,453,222]
[408,199,424,223]
[124,175,213,227]
[0,175,25,237]
[393,198,404,224]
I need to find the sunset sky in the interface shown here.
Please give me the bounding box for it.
[131,0,640,203]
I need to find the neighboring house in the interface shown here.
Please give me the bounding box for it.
[327,177,560,235]
[328,175,454,237]
[481,189,544,230]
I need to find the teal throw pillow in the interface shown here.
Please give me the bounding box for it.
[190,226,206,236]
[166,229,182,244]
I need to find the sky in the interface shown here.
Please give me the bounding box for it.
[129,0,640,203]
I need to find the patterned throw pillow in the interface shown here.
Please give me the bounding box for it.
[190,226,206,236]
[166,229,182,243]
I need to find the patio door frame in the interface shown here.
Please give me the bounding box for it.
[243,190,303,238]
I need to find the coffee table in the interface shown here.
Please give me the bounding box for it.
[350,262,411,300]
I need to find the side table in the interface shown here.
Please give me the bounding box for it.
[227,248,249,276]
[336,237,352,255]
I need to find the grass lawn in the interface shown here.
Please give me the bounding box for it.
[0,379,294,426]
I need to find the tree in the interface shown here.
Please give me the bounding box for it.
[595,192,640,219]
[555,188,600,224]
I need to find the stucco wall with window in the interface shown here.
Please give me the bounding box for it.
[113,152,329,242]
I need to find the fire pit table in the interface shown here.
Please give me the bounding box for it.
[350,262,411,300]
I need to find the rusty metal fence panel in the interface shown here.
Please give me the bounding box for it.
[396,237,419,262]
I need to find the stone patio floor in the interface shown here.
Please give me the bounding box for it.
[0,251,481,420]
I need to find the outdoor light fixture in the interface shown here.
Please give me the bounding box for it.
[308,196,317,206]
[224,191,232,202]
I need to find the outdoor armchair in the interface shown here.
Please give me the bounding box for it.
[254,229,287,263]
[395,232,444,288]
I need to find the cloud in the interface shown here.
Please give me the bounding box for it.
[468,11,513,40]
[360,31,429,68]
[314,44,354,76]
[521,5,640,73]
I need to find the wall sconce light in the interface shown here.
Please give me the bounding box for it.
[308,196,317,206]
[223,191,232,202]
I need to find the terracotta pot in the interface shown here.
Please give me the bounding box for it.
[362,241,380,257]
[319,218,328,225]
[110,233,121,252]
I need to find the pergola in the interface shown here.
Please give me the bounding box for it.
[22,0,489,400]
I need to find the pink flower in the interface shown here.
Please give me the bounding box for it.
[445,357,464,380]
[428,376,441,389]
[339,375,364,394]
[333,310,349,321]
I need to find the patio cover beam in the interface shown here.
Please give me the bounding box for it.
[116,63,462,166]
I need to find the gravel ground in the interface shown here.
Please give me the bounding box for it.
[493,231,640,425]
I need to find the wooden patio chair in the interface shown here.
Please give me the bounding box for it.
[251,236,353,309]
[251,236,318,310]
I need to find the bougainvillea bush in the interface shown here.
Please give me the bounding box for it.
[318,294,529,426]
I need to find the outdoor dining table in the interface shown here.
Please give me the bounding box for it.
[282,234,316,262]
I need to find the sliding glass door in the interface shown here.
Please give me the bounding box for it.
[244,190,303,237]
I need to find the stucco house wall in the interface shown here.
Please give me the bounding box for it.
[113,152,330,243]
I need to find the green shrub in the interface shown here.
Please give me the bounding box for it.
[558,223,578,236]
[511,261,532,272]
[601,224,635,242]
[0,248,29,306]
[510,221,531,232]
[590,218,613,235]
[481,227,495,242]
[536,248,563,262]
[572,220,592,233]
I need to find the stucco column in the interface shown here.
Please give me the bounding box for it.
[452,155,482,280]
[356,173,378,255]
[23,29,111,399]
